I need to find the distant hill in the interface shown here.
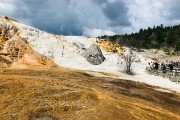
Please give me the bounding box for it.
[99,24,180,52]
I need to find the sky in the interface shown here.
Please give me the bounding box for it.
[0,0,180,37]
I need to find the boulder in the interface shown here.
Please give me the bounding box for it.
[82,44,105,65]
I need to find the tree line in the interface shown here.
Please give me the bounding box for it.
[98,24,180,52]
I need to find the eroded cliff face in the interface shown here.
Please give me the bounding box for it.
[0,16,57,68]
[0,17,17,51]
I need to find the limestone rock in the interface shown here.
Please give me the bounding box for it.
[72,42,86,54]
[82,44,105,65]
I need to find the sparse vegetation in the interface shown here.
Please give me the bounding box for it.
[123,48,136,75]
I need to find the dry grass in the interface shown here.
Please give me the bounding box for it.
[0,67,179,120]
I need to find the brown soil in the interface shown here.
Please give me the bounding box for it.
[0,68,179,120]
[97,40,125,55]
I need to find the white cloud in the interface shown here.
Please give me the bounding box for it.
[107,0,118,3]
[124,0,164,31]
[0,0,16,15]
[123,0,180,33]
[0,0,180,36]
[0,0,32,25]
[83,27,115,37]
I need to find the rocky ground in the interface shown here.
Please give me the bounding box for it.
[138,49,180,62]
[0,68,179,120]
[158,56,180,63]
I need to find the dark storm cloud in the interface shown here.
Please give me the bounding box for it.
[1,0,180,37]
[102,1,131,26]
[0,0,131,36]
[92,0,131,27]
[0,0,84,35]
[19,0,82,35]
[166,0,180,20]
[92,0,106,4]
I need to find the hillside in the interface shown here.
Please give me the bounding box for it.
[0,16,117,70]
[0,16,145,73]
[0,16,179,91]
[0,16,180,120]
[0,16,56,68]
[99,24,180,53]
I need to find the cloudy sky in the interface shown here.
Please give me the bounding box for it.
[0,0,180,37]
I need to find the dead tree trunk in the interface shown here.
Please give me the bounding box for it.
[118,48,136,75]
